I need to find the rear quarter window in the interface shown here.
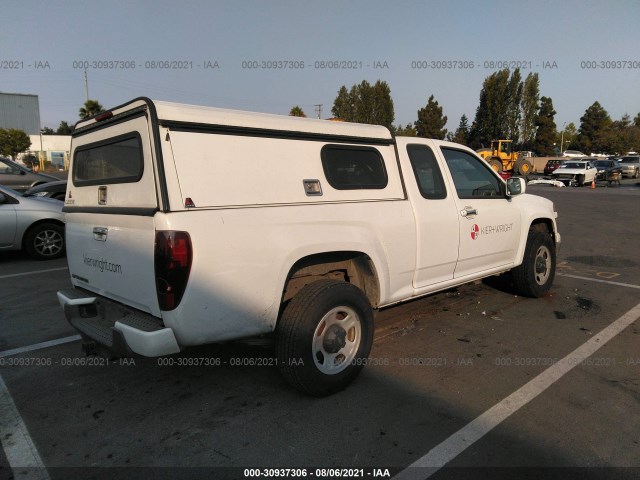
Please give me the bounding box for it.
[72,133,143,186]
[321,145,388,190]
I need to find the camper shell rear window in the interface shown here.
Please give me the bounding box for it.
[73,133,143,186]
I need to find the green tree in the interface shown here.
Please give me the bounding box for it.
[558,122,577,151]
[520,72,540,149]
[56,121,74,134]
[79,99,104,120]
[505,69,523,143]
[609,114,640,155]
[415,94,447,139]
[289,106,306,117]
[634,113,640,128]
[0,128,32,159]
[41,127,55,135]
[394,123,417,137]
[331,85,353,120]
[371,80,394,130]
[451,114,470,144]
[576,101,613,154]
[330,80,394,129]
[533,96,557,155]
[470,69,521,147]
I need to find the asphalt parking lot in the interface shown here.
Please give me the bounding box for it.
[1,180,639,480]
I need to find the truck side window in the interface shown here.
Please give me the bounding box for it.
[406,144,446,200]
[321,145,388,190]
[441,148,502,199]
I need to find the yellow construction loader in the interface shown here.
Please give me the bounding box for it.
[477,140,533,176]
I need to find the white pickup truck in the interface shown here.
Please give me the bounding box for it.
[58,98,560,396]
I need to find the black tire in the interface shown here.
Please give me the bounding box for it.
[512,231,556,298]
[24,222,65,260]
[634,169,639,179]
[576,175,584,187]
[276,279,374,397]
[488,158,503,172]
[515,158,533,176]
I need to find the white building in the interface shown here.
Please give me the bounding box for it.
[20,135,71,170]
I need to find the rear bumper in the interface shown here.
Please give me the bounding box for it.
[57,288,181,357]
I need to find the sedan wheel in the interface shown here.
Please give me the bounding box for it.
[24,223,65,260]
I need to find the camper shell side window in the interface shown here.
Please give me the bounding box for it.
[321,145,388,190]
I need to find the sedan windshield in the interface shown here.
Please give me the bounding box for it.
[562,162,586,169]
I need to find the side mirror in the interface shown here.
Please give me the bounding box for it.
[506,177,526,197]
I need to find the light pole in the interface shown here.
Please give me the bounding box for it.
[560,122,567,154]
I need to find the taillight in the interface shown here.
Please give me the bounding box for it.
[154,231,192,311]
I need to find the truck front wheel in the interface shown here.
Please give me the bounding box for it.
[511,231,556,298]
[276,280,374,397]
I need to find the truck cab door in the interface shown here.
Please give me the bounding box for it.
[439,147,521,278]
[398,141,459,289]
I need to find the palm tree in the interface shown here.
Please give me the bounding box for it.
[79,100,104,120]
[289,106,307,117]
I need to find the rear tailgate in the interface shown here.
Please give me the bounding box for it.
[64,111,161,317]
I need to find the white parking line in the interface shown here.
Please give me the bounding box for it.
[393,302,640,480]
[0,335,81,358]
[0,267,68,280]
[0,374,50,479]
[557,273,640,290]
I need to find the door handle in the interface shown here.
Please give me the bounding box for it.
[460,207,478,217]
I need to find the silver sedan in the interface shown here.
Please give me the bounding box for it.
[0,184,65,260]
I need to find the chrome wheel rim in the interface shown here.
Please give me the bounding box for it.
[534,245,551,285]
[312,306,361,375]
[34,229,63,257]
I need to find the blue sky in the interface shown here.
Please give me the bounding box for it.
[1,0,639,132]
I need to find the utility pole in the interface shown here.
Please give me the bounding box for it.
[84,67,89,102]
[314,104,322,119]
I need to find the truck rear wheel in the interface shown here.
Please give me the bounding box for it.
[276,279,374,397]
[511,231,556,298]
